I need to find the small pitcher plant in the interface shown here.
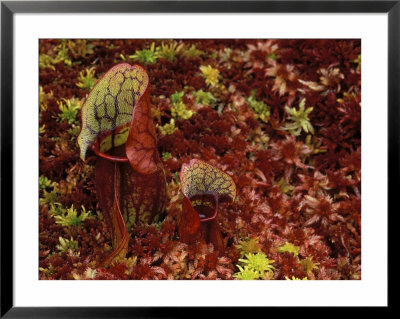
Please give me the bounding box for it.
[179,159,236,253]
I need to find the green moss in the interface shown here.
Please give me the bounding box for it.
[54,204,91,227]
[300,257,320,275]
[67,39,95,59]
[236,237,262,257]
[39,175,55,190]
[157,41,183,62]
[234,252,275,280]
[180,44,204,58]
[57,98,82,124]
[39,189,60,206]
[171,91,185,104]
[54,40,73,66]
[76,67,96,90]
[282,98,314,136]
[277,242,300,256]
[56,236,79,252]
[194,90,217,106]
[269,52,278,60]
[68,124,81,139]
[170,91,193,120]
[162,152,172,161]
[48,202,65,216]
[39,86,53,112]
[274,177,294,196]
[159,119,177,135]
[353,54,361,71]
[171,101,193,120]
[200,65,220,87]
[239,253,276,274]
[129,42,158,64]
[247,91,270,123]
[39,40,75,71]
[39,264,56,277]
[233,265,260,280]
[305,134,327,155]
[39,124,46,135]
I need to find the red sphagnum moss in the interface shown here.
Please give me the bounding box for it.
[39,39,361,280]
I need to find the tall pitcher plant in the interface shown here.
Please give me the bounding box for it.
[77,63,167,266]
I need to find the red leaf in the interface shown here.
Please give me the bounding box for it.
[126,86,160,175]
[178,195,201,239]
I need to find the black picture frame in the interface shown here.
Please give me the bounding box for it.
[1,0,395,317]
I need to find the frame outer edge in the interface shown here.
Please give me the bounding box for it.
[1,1,398,13]
[388,0,399,309]
[1,2,14,319]
[0,0,396,317]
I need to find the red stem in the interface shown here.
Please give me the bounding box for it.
[91,142,128,163]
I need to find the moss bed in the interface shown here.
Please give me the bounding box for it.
[39,39,361,280]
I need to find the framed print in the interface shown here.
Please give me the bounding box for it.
[1,0,395,317]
